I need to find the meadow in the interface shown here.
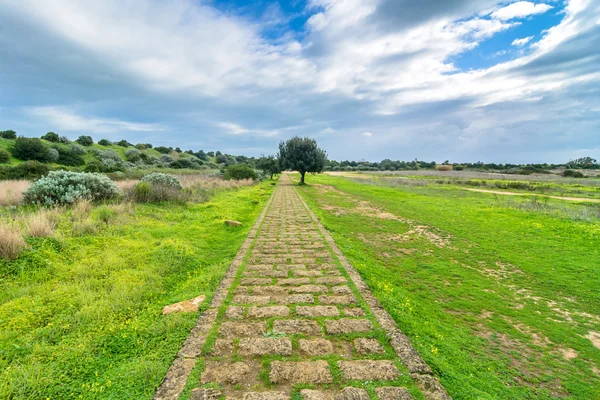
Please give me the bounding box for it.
[295,172,600,399]
[0,175,275,399]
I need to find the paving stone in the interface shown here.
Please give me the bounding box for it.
[332,286,353,295]
[247,306,290,318]
[257,270,289,278]
[284,294,314,304]
[301,389,331,400]
[241,278,273,286]
[319,295,356,305]
[299,339,334,356]
[343,308,366,317]
[226,306,246,319]
[278,278,311,285]
[410,374,451,400]
[338,360,400,380]
[354,338,385,355]
[201,361,257,384]
[273,319,322,335]
[219,322,266,338]
[297,306,340,317]
[232,295,271,305]
[210,339,234,356]
[290,285,328,293]
[270,360,332,384]
[242,392,289,400]
[277,264,306,271]
[294,270,323,277]
[315,277,347,285]
[252,286,288,296]
[191,388,222,400]
[326,270,342,276]
[239,337,292,356]
[335,387,370,400]
[246,264,272,271]
[325,319,373,334]
[375,387,413,400]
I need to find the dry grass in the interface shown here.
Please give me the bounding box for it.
[114,179,138,192]
[0,180,30,206]
[71,200,92,222]
[0,223,27,259]
[177,174,253,189]
[436,165,454,171]
[26,210,60,237]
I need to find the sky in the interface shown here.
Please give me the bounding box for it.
[0,0,599,163]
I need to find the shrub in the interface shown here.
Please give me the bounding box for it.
[0,130,17,139]
[56,147,85,166]
[155,146,172,154]
[96,206,116,226]
[58,136,70,144]
[125,149,141,162]
[0,224,26,259]
[23,171,122,206]
[11,137,52,162]
[224,164,258,180]
[47,148,60,162]
[0,161,50,180]
[134,181,152,202]
[0,148,10,163]
[170,158,200,169]
[563,169,584,178]
[116,140,131,147]
[141,172,182,189]
[436,165,453,171]
[71,144,86,155]
[98,139,112,146]
[454,165,465,171]
[41,132,60,142]
[76,135,94,146]
[160,154,175,164]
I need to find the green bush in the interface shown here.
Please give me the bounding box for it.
[0,130,17,139]
[41,132,60,142]
[11,137,52,162]
[98,139,112,146]
[55,147,85,166]
[0,161,50,180]
[76,135,94,146]
[224,164,258,180]
[125,149,141,162]
[140,172,182,189]
[563,169,584,178]
[116,140,131,147]
[47,148,60,162]
[23,171,121,206]
[0,148,9,163]
[71,144,86,155]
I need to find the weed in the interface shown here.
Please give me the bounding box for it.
[0,223,27,259]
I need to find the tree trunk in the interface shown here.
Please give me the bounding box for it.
[300,171,305,184]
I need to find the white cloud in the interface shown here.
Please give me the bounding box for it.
[362,132,373,137]
[490,1,553,20]
[219,122,249,135]
[321,127,337,134]
[511,36,534,46]
[26,106,164,133]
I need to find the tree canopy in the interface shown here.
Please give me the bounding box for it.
[278,137,327,183]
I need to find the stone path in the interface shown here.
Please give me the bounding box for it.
[155,175,450,400]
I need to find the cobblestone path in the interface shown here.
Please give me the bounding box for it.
[155,175,450,400]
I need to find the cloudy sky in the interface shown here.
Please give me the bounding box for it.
[0,0,598,163]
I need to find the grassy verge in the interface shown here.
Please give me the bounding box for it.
[0,180,276,399]
[295,174,600,399]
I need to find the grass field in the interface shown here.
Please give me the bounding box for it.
[295,173,600,399]
[0,180,275,399]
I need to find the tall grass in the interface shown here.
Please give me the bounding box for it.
[0,223,27,259]
[0,180,29,206]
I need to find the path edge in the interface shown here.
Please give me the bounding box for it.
[289,175,452,400]
[153,183,278,400]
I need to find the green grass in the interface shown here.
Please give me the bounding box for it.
[295,173,600,400]
[0,181,275,399]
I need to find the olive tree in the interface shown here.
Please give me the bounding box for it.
[278,137,327,184]
[257,155,281,179]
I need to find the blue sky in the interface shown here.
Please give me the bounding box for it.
[0,0,599,163]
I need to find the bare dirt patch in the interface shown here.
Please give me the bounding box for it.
[585,331,600,350]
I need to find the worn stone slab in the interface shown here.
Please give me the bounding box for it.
[239,338,292,356]
[299,339,334,356]
[241,278,273,286]
[294,270,323,277]
[163,295,206,315]
[252,286,288,296]
[375,387,413,400]
[270,361,333,384]
[232,295,271,305]
[283,294,314,304]
[325,319,373,334]
[242,392,289,400]
[354,338,385,355]
[338,360,400,381]
[290,285,328,293]
[201,361,257,384]
[247,306,290,318]
[278,278,311,285]
[297,306,340,317]
[273,319,322,335]
[332,286,353,295]
[300,388,369,400]
[226,306,246,319]
[319,295,356,305]
[343,308,366,317]
[219,322,266,338]
[191,388,222,400]
[210,339,234,356]
[410,374,451,400]
[315,277,347,285]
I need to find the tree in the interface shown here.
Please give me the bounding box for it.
[11,137,52,162]
[257,155,281,179]
[278,137,327,184]
[76,135,94,146]
[117,139,131,147]
[0,130,17,139]
[41,132,60,142]
[98,139,112,146]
